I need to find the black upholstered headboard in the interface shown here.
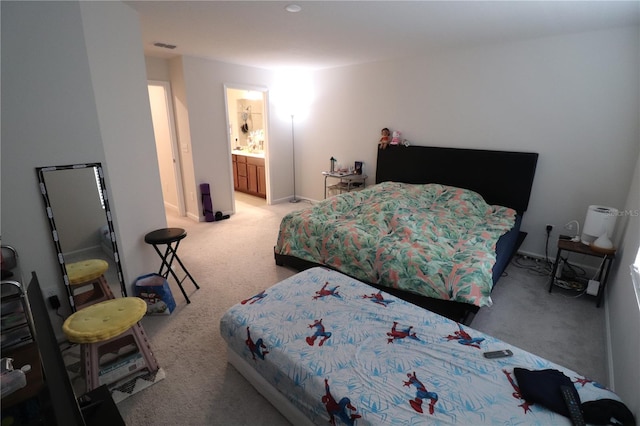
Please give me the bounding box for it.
[376,145,538,214]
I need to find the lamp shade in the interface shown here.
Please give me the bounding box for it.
[273,70,314,120]
[580,205,618,245]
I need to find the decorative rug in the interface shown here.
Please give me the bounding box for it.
[62,343,166,404]
[110,367,166,404]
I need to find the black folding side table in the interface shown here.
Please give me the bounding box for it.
[144,227,200,304]
[548,238,615,308]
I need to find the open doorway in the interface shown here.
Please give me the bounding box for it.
[148,81,185,218]
[225,86,269,211]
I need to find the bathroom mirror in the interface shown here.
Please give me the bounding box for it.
[36,163,126,312]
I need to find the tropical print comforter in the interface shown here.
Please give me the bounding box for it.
[221,267,621,425]
[275,182,516,307]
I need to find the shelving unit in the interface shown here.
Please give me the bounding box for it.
[322,171,367,199]
[1,246,35,352]
[547,238,615,307]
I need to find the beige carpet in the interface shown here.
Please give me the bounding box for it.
[112,192,607,425]
[115,193,304,425]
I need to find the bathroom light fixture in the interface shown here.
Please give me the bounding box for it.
[285,4,302,13]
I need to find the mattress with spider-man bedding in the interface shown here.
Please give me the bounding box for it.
[274,182,518,308]
[220,267,626,425]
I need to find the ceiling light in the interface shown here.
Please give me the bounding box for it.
[285,4,302,13]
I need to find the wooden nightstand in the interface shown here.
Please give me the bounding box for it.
[548,238,615,307]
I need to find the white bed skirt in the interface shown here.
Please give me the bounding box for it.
[226,348,314,426]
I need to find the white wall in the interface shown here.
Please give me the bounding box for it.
[304,27,639,259]
[143,57,292,220]
[145,56,172,81]
[606,153,640,416]
[80,1,167,290]
[171,57,294,217]
[1,1,165,318]
[143,26,638,259]
[2,1,105,304]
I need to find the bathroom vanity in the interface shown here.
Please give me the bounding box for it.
[232,152,266,198]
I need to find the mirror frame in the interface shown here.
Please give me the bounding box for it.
[36,163,127,312]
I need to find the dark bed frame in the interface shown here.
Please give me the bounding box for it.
[275,145,538,324]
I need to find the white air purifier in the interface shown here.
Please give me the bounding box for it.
[580,205,618,246]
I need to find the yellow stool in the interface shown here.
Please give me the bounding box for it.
[67,259,114,311]
[62,297,159,391]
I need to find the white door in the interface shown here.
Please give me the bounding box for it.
[224,85,270,207]
[148,81,185,216]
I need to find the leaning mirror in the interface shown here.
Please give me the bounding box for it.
[36,163,126,312]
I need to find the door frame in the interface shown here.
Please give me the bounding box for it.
[148,80,186,217]
[223,83,271,210]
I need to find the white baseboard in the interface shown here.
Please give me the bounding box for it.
[187,211,201,222]
[516,250,547,262]
[164,202,179,214]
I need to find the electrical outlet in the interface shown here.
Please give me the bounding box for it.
[546,224,553,233]
[48,295,61,310]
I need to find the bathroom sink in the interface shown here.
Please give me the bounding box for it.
[232,148,264,158]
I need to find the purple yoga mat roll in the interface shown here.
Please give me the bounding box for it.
[200,183,215,222]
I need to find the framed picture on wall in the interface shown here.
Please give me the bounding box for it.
[354,161,363,175]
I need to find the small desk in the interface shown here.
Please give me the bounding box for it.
[548,238,615,307]
[322,171,367,199]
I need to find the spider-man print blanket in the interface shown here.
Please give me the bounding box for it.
[220,267,623,425]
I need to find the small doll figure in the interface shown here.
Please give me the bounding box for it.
[379,128,390,149]
[391,130,402,145]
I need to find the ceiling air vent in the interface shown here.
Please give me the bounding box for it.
[153,42,177,49]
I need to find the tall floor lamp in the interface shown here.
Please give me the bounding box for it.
[290,113,300,203]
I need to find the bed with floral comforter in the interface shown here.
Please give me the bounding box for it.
[275,182,516,308]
